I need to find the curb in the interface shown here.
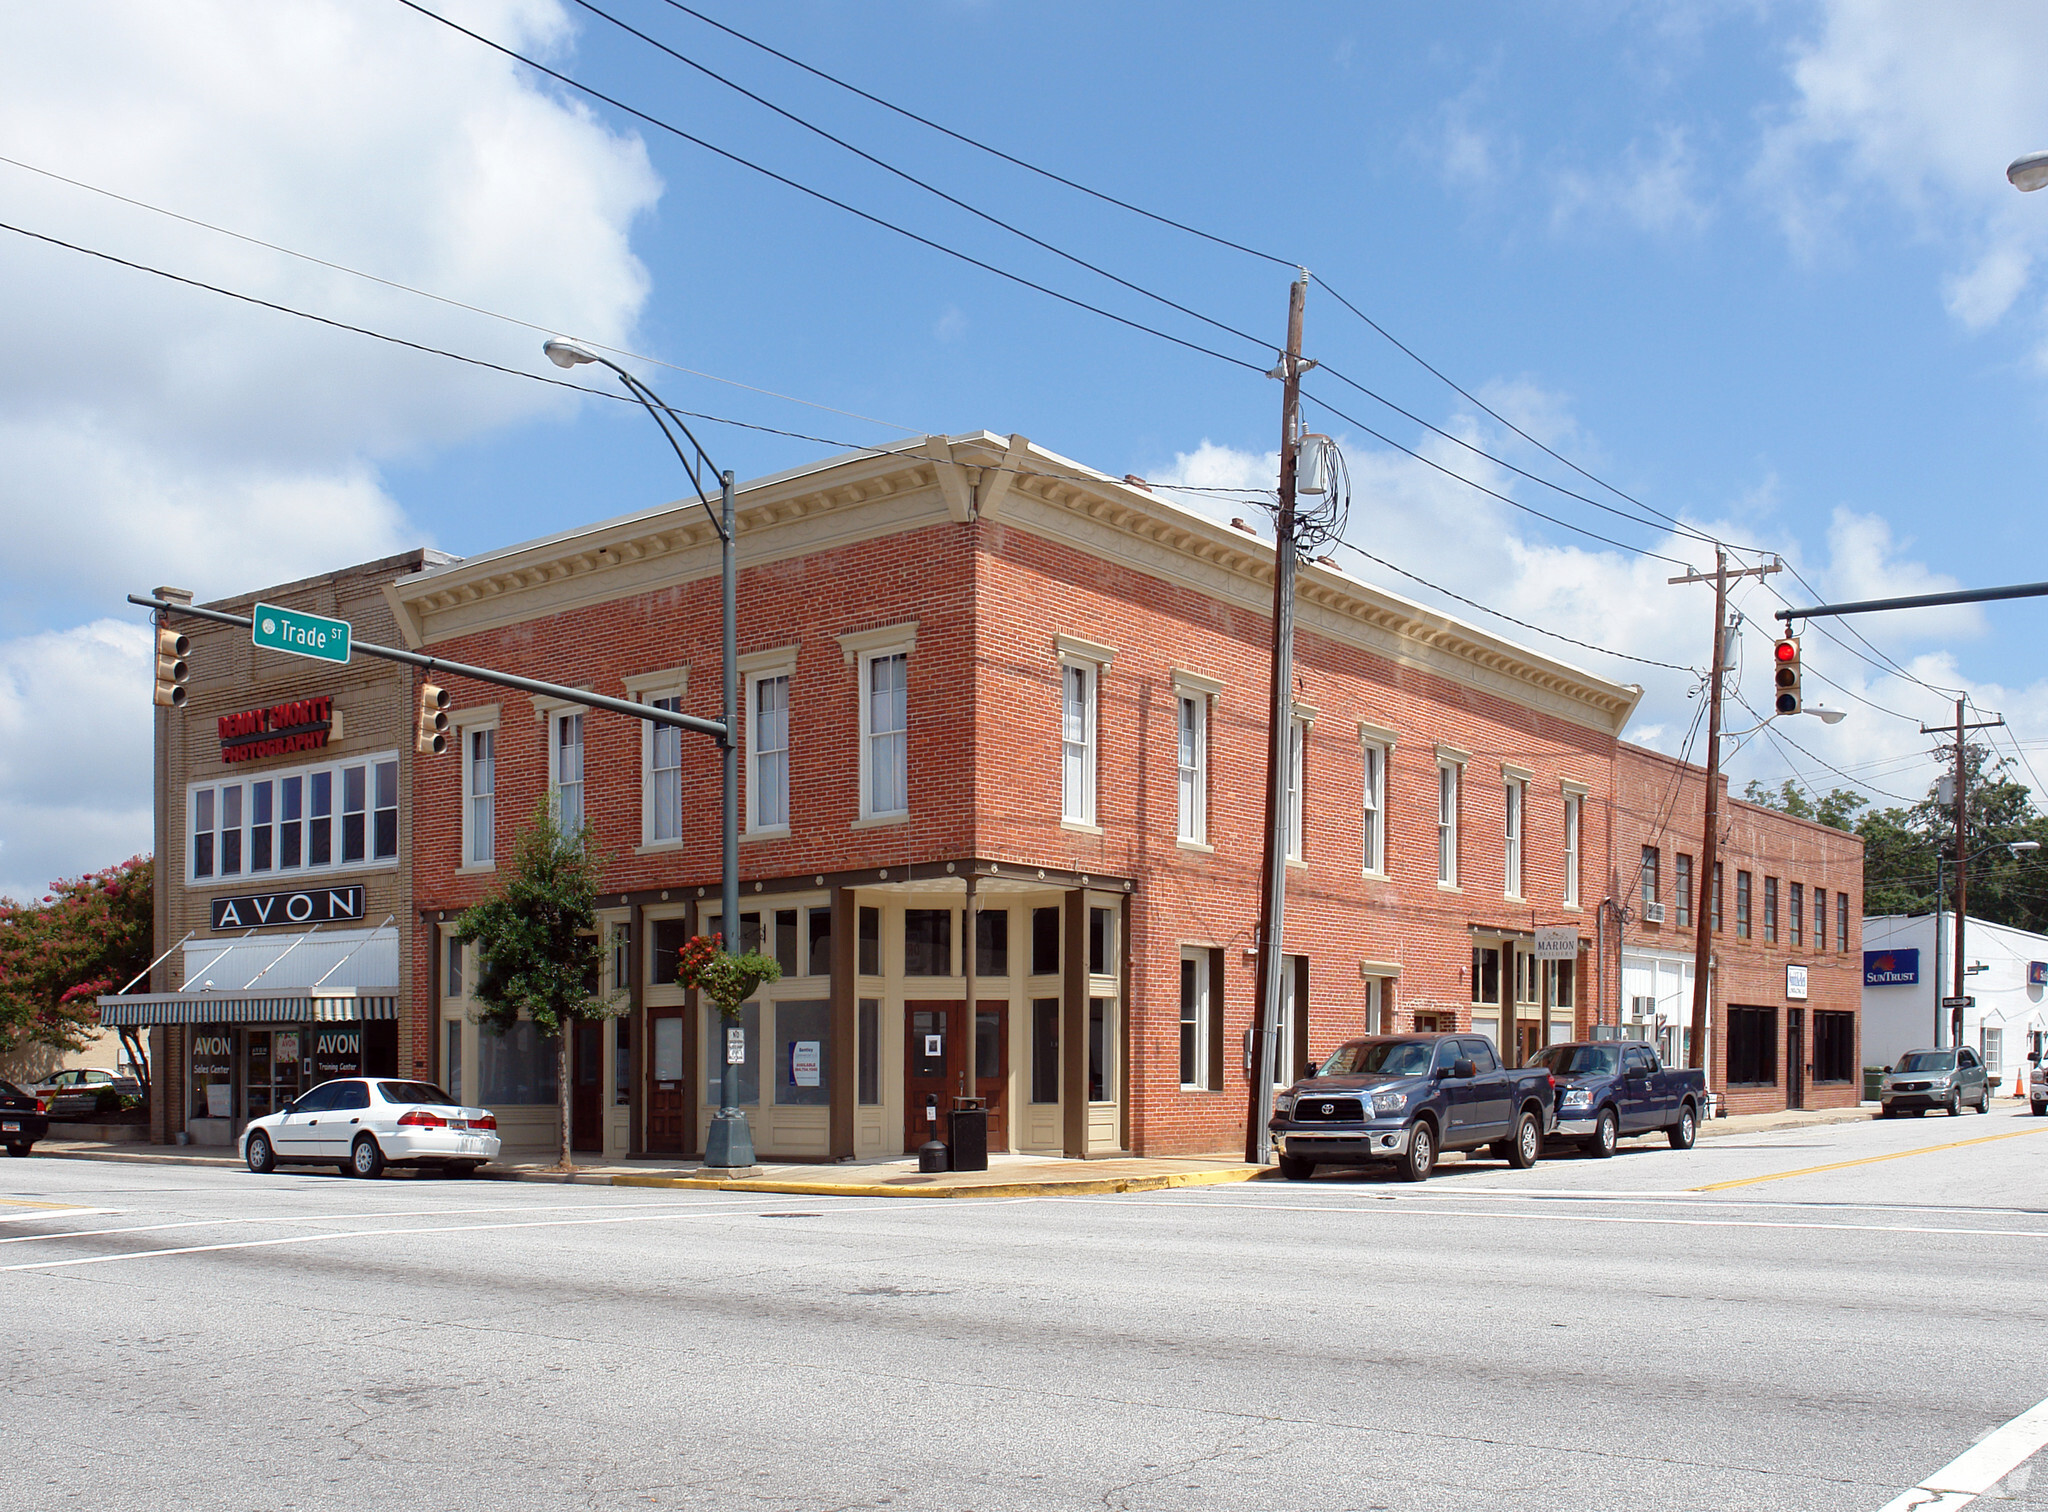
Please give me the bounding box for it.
[1697,1109,1875,1139]
[607,1164,1276,1199]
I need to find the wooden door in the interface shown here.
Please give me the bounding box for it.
[974,1001,1008,1152]
[904,1003,953,1149]
[1786,1010,1806,1111]
[1517,1022,1543,1066]
[572,1020,604,1152]
[646,1009,690,1155]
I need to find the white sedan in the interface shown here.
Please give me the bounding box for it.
[240,1077,500,1178]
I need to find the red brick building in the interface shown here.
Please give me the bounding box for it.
[387,433,1645,1160]
[1609,743,1864,1114]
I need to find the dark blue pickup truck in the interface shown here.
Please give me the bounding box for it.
[1268,1033,1557,1182]
[1528,1041,1705,1157]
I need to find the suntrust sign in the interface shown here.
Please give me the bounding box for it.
[1864,947,1920,986]
[218,696,334,764]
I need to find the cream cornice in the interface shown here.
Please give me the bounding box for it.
[1055,633,1118,667]
[1171,668,1224,699]
[1357,719,1399,748]
[387,430,1641,733]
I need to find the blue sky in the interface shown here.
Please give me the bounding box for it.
[4,0,2047,900]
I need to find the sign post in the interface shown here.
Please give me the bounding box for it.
[251,602,352,665]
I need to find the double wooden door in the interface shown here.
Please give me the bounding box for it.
[904,1000,1008,1153]
[646,1008,690,1155]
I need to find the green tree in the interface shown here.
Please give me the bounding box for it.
[455,803,618,1170]
[0,856,155,1097]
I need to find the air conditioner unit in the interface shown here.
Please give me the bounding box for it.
[1630,995,1657,1021]
[1641,901,1666,924]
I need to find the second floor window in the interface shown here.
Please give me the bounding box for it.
[554,713,584,835]
[1285,718,1306,860]
[189,754,398,883]
[466,729,495,866]
[1503,779,1524,898]
[650,696,682,842]
[1815,887,1827,951]
[1177,694,1207,843]
[1562,793,1581,907]
[1790,882,1804,946]
[1361,743,1386,875]
[1641,846,1660,907]
[1437,763,1460,886]
[1736,870,1752,939]
[1675,853,1693,927]
[1764,877,1779,943]
[1062,662,1097,824]
[1838,892,1850,953]
[864,652,908,818]
[749,673,789,831]
[1712,862,1724,932]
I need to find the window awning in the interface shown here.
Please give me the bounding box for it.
[97,988,399,1027]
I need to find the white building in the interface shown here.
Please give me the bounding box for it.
[1861,913,2048,1094]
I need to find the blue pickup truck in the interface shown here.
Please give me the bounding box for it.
[1528,1040,1705,1157]
[1269,1033,1557,1182]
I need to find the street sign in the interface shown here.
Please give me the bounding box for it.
[251,601,351,665]
[726,1026,746,1065]
[1532,926,1580,961]
[1941,996,1974,1009]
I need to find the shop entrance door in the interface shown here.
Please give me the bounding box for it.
[646,1009,689,1155]
[1786,1009,1806,1111]
[904,1003,952,1150]
[974,1002,1009,1152]
[572,1020,604,1152]
[244,1030,301,1122]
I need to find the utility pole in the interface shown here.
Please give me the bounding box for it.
[1669,552,1779,1083]
[1920,698,2003,1046]
[1246,273,1309,1166]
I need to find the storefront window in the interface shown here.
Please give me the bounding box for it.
[858,907,880,975]
[1088,996,1112,1102]
[479,1020,560,1105]
[446,1021,462,1102]
[904,910,952,976]
[614,1017,631,1107]
[1032,998,1060,1103]
[857,999,880,1104]
[191,1029,233,1119]
[774,1001,830,1106]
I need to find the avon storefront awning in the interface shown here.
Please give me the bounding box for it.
[97,988,399,1027]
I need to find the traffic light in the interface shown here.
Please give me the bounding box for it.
[416,682,450,754]
[1773,636,1802,716]
[153,628,189,708]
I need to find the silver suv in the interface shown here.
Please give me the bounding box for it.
[1879,1048,1990,1117]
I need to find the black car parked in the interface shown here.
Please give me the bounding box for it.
[1,1080,50,1156]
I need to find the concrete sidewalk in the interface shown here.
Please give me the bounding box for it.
[22,1103,1884,1197]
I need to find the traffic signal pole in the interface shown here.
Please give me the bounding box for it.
[128,593,726,743]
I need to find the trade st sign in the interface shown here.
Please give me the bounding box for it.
[251,602,351,665]
[211,885,364,930]
[1864,948,1920,986]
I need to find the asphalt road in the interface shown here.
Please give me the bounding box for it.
[7,1108,2048,1512]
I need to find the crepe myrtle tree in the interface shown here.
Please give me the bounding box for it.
[0,856,155,1102]
[456,802,621,1171]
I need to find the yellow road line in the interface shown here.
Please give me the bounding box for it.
[1691,1125,2048,1192]
[0,1199,94,1212]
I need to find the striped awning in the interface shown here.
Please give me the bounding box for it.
[97,989,399,1027]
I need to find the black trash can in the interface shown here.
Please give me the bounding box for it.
[916,1138,950,1173]
[948,1100,988,1173]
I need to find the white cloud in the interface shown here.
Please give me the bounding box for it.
[0,621,154,904]
[1759,0,2048,340]
[1144,385,2020,816]
[1551,126,1713,236]
[0,0,660,885]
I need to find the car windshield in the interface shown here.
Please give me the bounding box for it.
[1530,1045,1620,1077]
[1895,1051,1955,1073]
[377,1080,459,1107]
[1319,1039,1436,1078]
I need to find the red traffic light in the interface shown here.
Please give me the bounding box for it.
[1774,640,1797,662]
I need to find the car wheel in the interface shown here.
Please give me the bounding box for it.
[1277,1153,1314,1182]
[349,1136,385,1179]
[2033,1103,2048,1118]
[1507,1112,1541,1169]
[245,1131,277,1174]
[1979,1087,1992,1114]
[1946,1090,1962,1117]
[5,1142,29,1158]
[1879,1105,1896,1118]
[1399,1122,1436,1182]
[1668,1104,1698,1151]
[1588,1108,1619,1159]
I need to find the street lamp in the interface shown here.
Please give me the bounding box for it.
[2009,151,2048,191]
[1932,839,2040,1048]
[544,337,749,1168]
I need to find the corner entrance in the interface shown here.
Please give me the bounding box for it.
[904,1000,1011,1153]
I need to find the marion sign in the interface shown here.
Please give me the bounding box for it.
[252,602,351,665]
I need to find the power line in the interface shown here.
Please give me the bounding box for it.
[1732,690,1917,804]
[0,150,928,440]
[568,0,1281,364]
[1332,538,1696,672]
[652,0,1299,271]
[392,0,1269,379]
[1299,386,1695,565]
